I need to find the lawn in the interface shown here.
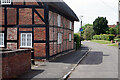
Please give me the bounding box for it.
[91,40,111,44]
[108,43,118,47]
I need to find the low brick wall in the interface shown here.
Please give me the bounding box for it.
[1,49,31,79]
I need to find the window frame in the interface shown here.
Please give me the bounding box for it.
[20,33,32,48]
[1,0,11,5]
[69,21,72,29]
[0,33,4,47]
[58,33,62,44]
[69,33,72,41]
[57,14,61,27]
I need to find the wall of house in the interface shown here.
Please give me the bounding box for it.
[0,2,75,60]
[0,2,47,59]
[49,11,74,57]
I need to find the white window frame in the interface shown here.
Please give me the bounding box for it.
[1,0,11,5]
[0,33,4,47]
[20,33,32,48]
[57,14,61,27]
[69,34,72,41]
[70,21,72,29]
[58,33,62,44]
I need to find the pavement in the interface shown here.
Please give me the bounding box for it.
[18,45,89,79]
[69,41,118,79]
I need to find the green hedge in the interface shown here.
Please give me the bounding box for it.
[116,35,120,38]
[93,35,101,40]
[114,38,120,42]
[93,34,115,41]
[74,33,81,50]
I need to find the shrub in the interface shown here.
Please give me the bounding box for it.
[93,34,115,41]
[83,26,94,40]
[114,38,120,41]
[93,35,101,40]
[116,35,120,38]
[74,33,81,50]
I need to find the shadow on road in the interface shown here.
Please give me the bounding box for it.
[50,46,89,64]
[18,69,44,79]
[80,51,103,65]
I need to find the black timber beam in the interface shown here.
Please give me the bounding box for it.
[34,9,46,24]
[44,3,49,60]
[4,7,7,48]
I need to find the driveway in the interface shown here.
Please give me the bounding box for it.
[69,41,118,79]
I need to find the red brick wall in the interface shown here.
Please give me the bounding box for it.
[7,8,16,25]
[13,0,24,5]
[53,42,57,55]
[54,13,58,26]
[49,11,54,26]
[19,28,32,31]
[34,43,46,57]
[0,27,4,31]
[13,0,39,5]
[34,28,46,40]
[49,27,53,41]
[7,28,17,40]
[7,28,17,50]
[34,9,45,24]
[1,8,4,25]
[1,3,74,59]
[49,11,74,56]
[54,28,57,41]
[26,2,39,5]
[7,43,17,50]
[19,8,32,25]
[2,49,31,79]
[50,42,54,56]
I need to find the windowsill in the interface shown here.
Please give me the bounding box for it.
[57,43,62,45]
[20,46,32,48]
[0,45,5,47]
[1,3,11,5]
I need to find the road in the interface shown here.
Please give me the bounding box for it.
[69,41,118,79]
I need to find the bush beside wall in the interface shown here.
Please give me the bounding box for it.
[74,33,81,50]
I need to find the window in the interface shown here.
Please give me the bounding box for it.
[57,14,61,27]
[0,33,4,47]
[70,21,72,29]
[21,33,32,48]
[58,33,62,44]
[1,0,11,5]
[69,34,72,41]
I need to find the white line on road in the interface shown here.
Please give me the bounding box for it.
[62,47,92,80]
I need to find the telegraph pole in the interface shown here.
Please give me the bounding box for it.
[79,16,83,47]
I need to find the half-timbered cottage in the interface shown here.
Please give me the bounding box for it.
[0,0,79,60]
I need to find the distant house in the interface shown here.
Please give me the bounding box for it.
[0,0,79,60]
[108,25,116,28]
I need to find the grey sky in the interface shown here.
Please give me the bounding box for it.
[64,0,118,33]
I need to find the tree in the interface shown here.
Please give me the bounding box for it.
[93,17,109,35]
[83,26,94,40]
[81,24,93,36]
[109,27,116,34]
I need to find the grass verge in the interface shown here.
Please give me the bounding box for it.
[108,43,118,47]
[91,40,111,44]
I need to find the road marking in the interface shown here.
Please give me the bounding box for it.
[62,47,92,80]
